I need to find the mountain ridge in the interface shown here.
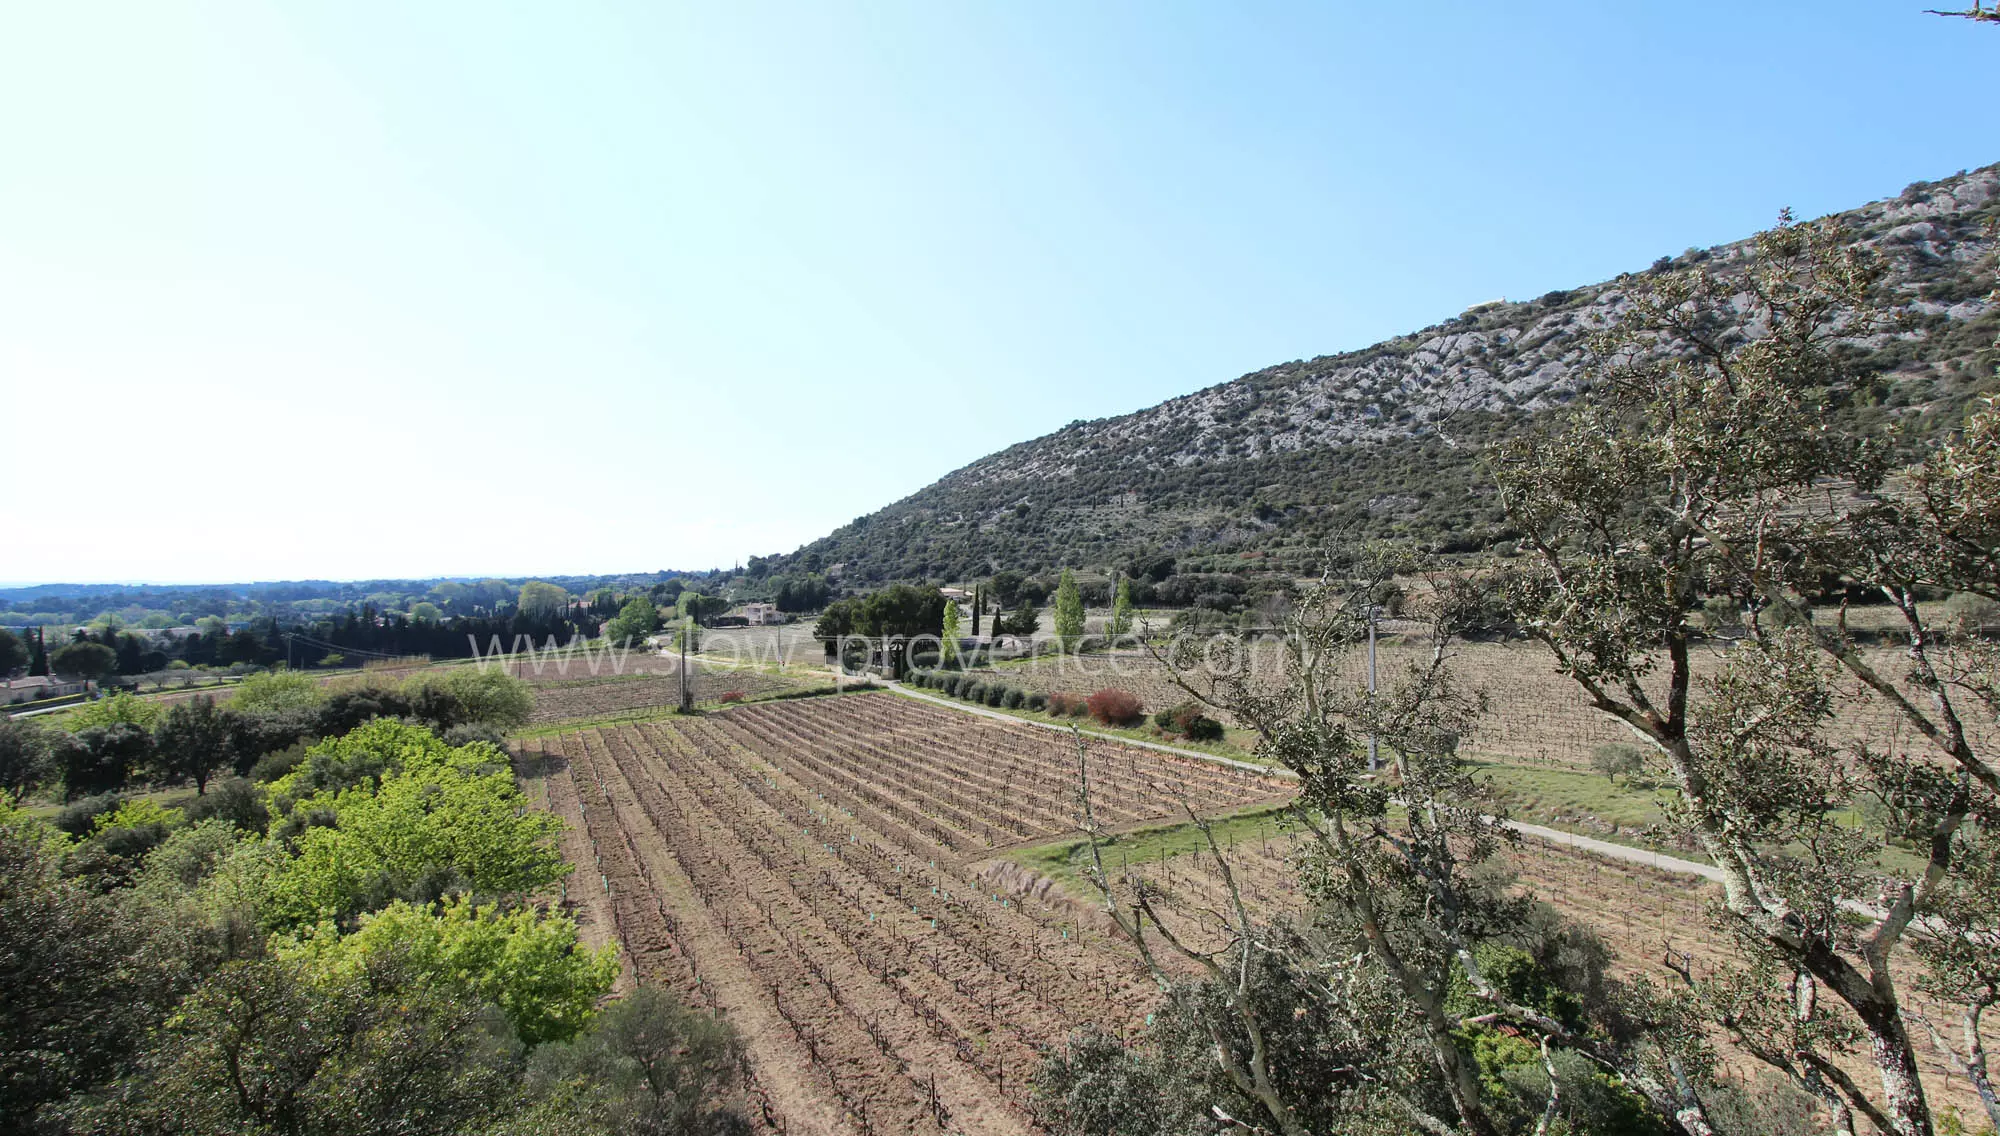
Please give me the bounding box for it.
[775,164,2000,585]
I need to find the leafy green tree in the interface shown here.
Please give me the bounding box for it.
[0,628,27,677]
[263,721,568,928]
[63,690,164,733]
[1495,215,2000,1136]
[854,584,945,638]
[76,953,519,1136]
[1130,553,1707,1136]
[0,719,53,798]
[50,640,117,683]
[940,599,961,665]
[65,723,151,799]
[518,581,571,620]
[83,797,184,868]
[229,669,323,715]
[279,897,617,1046]
[410,601,443,623]
[182,777,270,834]
[154,695,237,795]
[1589,743,1645,787]
[677,593,728,626]
[446,667,534,728]
[0,798,197,1132]
[430,581,471,609]
[1054,568,1085,650]
[520,986,747,1136]
[1110,577,1135,638]
[993,600,1040,638]
[988,570,1026,607]
[604,595,660,646]
[813,599,857,640]
[398,668,534,731]
[772,574,830,613]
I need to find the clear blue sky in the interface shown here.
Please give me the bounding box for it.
[2,2,1992,584]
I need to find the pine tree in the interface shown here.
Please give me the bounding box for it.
[1054,569,1084,651]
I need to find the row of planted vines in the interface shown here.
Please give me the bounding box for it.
[519,691,1288,1136]
[972,637,1983,771]
[522,664,820,723]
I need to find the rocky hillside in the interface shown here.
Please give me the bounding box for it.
[780,165,2000,586]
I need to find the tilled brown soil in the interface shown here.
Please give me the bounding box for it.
[521,691,1286,1135]
[522,664,819,723]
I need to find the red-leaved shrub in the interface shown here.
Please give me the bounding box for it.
[1086,688,1145,727]
[719,690,747,704]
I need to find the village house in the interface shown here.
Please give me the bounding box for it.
[741,602,783,625]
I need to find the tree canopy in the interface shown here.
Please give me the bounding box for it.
[49,641,117,682]
[261,721,568,928]
[1054,568,1084,649]
[1494,214,2000,1136]
[603,595,660,646]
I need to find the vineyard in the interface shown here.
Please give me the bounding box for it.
[518,691,1289,1135]
[521,662,824,724]
[968,637,1991,772]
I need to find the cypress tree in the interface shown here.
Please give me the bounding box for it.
[1054,569,1084,651]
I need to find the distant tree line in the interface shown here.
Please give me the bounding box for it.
[0,667,536,804]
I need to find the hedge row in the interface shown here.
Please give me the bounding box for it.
[906,669,1041,711]
[908,671,1182,731]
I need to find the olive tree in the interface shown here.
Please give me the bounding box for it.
[1068,549,1715,1136]
[1494,214,1999,1136]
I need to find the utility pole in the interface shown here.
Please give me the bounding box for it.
[1366,603,1379,772]
[678,619,691,712]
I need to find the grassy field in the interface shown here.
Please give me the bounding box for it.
[1004,801,1298,893]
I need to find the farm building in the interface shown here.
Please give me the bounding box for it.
[3,675,87,705]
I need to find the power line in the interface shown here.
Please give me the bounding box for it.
[279,631,411,660]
